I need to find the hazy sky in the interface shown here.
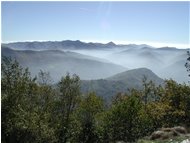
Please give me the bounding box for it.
[1,1,189,48]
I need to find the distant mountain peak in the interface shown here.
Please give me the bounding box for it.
[106,41,116,46]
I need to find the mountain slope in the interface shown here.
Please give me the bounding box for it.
[81,68,164,99]
[2,40,188,83]
[107,68,164,85]
[2,47,126,81]
[108,46,188,83]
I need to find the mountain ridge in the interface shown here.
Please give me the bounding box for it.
[2,40,188,83]
[2,46,127,81]
[2,40,121,50]
[3,40,187,50]
[81,68,164,99]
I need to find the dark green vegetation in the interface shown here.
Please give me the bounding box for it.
[2,57,190,143]
[81,68,164,99]
[185,50,190,79]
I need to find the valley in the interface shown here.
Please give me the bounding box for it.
[2,40,188,84]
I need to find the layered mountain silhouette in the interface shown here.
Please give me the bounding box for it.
[2,46,126,81]
[2,40,119,50]
[2,40,188,83]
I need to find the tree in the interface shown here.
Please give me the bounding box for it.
[1,57,38,143]
[185,50,190,79]
[37,70,52,85]
[34,70,57,142]
[104,93,144,142]
[142,76,156,110]
[73,92,104,143]
[2,58,57,143]
[56,73,81,143]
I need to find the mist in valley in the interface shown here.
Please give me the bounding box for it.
[67,44,188,83]
[2,41,188,84]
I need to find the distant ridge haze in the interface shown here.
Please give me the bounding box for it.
[2,40,188,83]
[2,40,189,49]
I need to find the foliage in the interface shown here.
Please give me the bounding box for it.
[55,73,81,143]
[161,80,190,126]
[2,57,56,143]
[103,92,152,142]
[71,92,104,143]
[2,57,190,143]
[185,50,190,78]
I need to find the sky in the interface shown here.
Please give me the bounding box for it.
[1,1,190,48]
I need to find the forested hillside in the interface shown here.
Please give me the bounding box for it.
[81,68,164,99]
[2,57,190,143]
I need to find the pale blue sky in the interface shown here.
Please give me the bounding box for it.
[1,1,190,47]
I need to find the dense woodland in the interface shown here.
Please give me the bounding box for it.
[1,53,190,143]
